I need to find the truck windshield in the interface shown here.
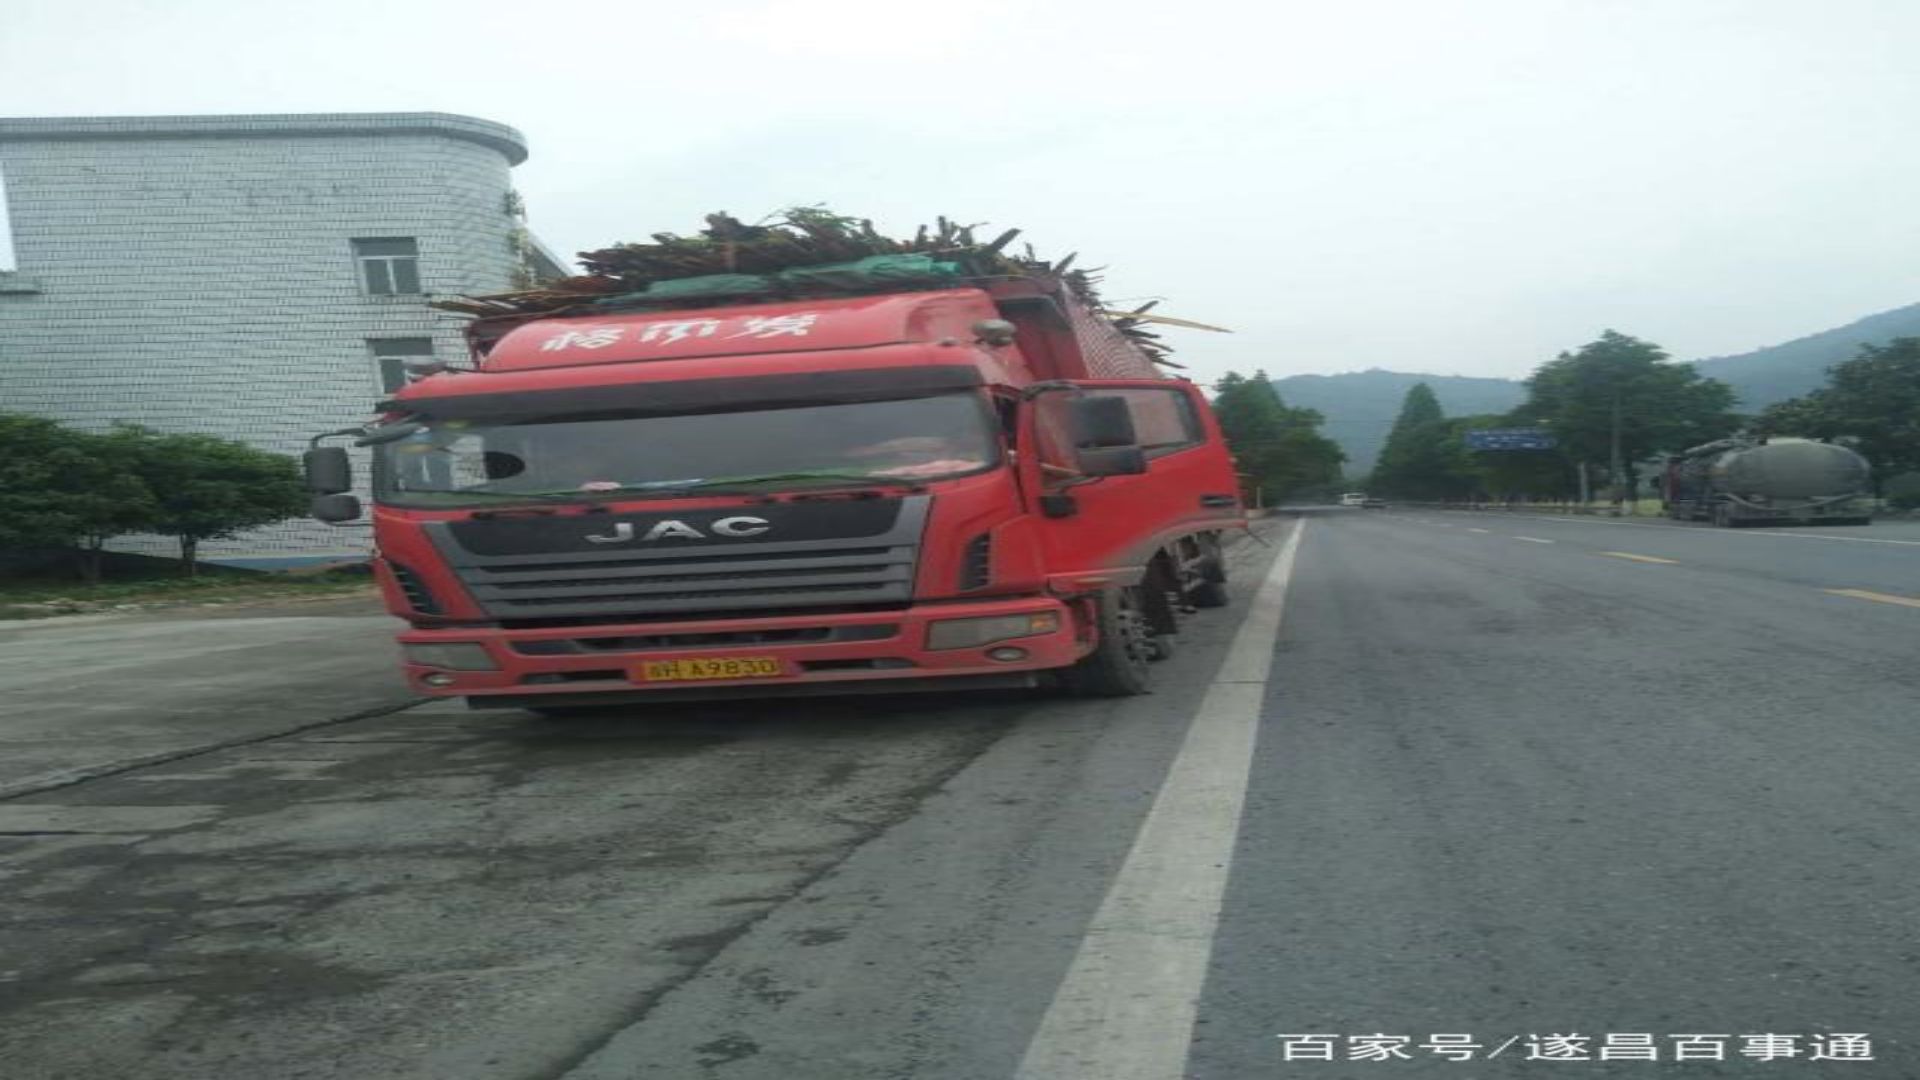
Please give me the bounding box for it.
[373,392,1000,507]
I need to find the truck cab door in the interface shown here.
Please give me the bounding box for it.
[1016,380,1243,586]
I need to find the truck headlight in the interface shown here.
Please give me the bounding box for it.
[926,611,1061,650]
[402,642,498,670]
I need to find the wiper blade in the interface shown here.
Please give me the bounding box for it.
[672,472,928,493]
[399,488,598,505]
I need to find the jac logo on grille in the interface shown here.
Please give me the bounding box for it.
[585,517,772,544]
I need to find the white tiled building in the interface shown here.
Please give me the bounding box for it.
[0,112,564,565]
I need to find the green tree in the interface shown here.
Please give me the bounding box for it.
[1521,331,1739,499]
[1755,337,1920,481]
[124,428,307,575]
[1882,471,1920,511]
[1371,383,1475,499]
[0,414,158,583]
[1212,371,1346,505]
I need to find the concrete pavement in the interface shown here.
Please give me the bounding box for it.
[0,595,412,797]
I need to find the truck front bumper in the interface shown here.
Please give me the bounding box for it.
[396,596,1088,707]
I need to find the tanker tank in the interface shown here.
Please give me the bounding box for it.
[1664,437,1873,527]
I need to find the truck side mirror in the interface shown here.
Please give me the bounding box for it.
[1070,396,1138,448]
[1075,446,1148,476]
[304,447,353,493]
[311,493,363,523]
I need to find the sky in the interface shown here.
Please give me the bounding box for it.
[2,0,1916,389]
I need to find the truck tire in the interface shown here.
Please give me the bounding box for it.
[1189,578,1230,608]
[1189,547,1230,608]
[1062,587,1154,697]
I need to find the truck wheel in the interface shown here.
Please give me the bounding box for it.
[1063,587,1154,697]
[1711,504,1732,528]
[1147,631,1177,661]
[1189,579,1230,608]
[1189,551,1230,608]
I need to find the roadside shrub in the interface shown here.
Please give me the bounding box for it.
[1884,471,1920,511]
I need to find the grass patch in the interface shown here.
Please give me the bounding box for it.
[0,569,374,620]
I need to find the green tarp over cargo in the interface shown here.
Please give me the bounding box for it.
[593,274,772,310]
[776,254,962,291]
[591,255,964,311]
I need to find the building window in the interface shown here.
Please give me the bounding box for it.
[352,238,421,295]
[369,338,436,392]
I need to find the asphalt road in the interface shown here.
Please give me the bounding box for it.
[2,511,1917,1078]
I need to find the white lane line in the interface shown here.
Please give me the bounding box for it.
[1467,527,1491,534]
[1730,528,1919,546]
[1514,536,1555,544]
[1435,512,1920,547]
[1827,588,1920,609]
[1600,551,1679,565]
[1015,521,1306,1080]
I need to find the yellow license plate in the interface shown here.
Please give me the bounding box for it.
[639,656,785,682]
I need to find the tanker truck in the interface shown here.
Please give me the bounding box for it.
[1663,436,1874,527]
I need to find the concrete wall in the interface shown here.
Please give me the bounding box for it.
[0,113,540,562]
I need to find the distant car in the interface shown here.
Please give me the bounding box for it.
[1361,497,1386,508]
[1339,492,1367,507]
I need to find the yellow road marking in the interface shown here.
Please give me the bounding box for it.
[1514,536,1554,544]
[1600,551,1679,565]
[1827,588,1920,609]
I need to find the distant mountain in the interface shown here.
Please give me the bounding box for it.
[1271,370,1526,474]
[1279,301,1920,475]
[1691,301,1920,409]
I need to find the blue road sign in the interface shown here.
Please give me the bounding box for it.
[1465,428,1556,451]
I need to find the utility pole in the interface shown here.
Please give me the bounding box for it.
[1609,389,1625,516]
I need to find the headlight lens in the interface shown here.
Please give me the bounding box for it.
[926,611,1061,650]
[402,642,498,670]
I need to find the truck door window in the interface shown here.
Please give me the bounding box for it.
[1032,393,1083,490]
[1096,388,1205,457]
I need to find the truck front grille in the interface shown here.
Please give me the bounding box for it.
[425,498,930,621]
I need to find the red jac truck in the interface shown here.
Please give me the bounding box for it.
[305,273,1245,712]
